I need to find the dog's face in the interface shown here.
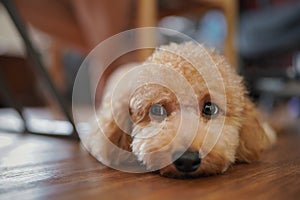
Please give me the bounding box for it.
[88,43,275,179]
[128,45,246,178]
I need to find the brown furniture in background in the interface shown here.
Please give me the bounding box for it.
[0,56,44,107]
[137,0,238,67]
[0,0,238,135]
[13,0,238,90]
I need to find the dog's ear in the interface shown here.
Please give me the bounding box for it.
[106,113,132,152]
[84,94,133,166]
[99,93,133,153]
[96,64,138,153]
[83,65,137,166]
[236,98,276,163]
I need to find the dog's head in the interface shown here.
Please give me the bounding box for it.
[92,43,275,178]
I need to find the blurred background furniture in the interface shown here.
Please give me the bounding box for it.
[0,0,299,135]
[0,0,78,137]
[0,0,239,136]
[239,0,300,131]
[136,0,238,67]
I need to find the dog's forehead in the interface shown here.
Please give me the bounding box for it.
[129,43,244,113]
[130,69,225,112]
[143,49,227,95]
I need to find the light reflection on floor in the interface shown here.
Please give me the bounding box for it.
[0,107,73,135]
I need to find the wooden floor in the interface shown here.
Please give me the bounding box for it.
[0,129,299,200]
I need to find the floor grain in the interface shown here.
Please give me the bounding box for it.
[0,130,299,200]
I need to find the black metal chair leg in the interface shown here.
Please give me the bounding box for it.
[0,0,78,138]
[0,69,28,133]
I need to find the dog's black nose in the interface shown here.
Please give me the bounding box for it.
[173,151,201,173]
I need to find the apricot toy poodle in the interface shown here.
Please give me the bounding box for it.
[83,42,276,178]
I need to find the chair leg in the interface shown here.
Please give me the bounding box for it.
[0,0,78,138]
[0,69,28,133]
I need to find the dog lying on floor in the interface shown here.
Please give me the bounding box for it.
[83,42,276,178]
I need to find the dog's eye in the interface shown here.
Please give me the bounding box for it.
[202,102,219,117]
[149,104,167,121]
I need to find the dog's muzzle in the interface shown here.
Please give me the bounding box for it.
[172,151,201,173]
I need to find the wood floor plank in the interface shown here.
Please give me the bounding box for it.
[0,130,299,200]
